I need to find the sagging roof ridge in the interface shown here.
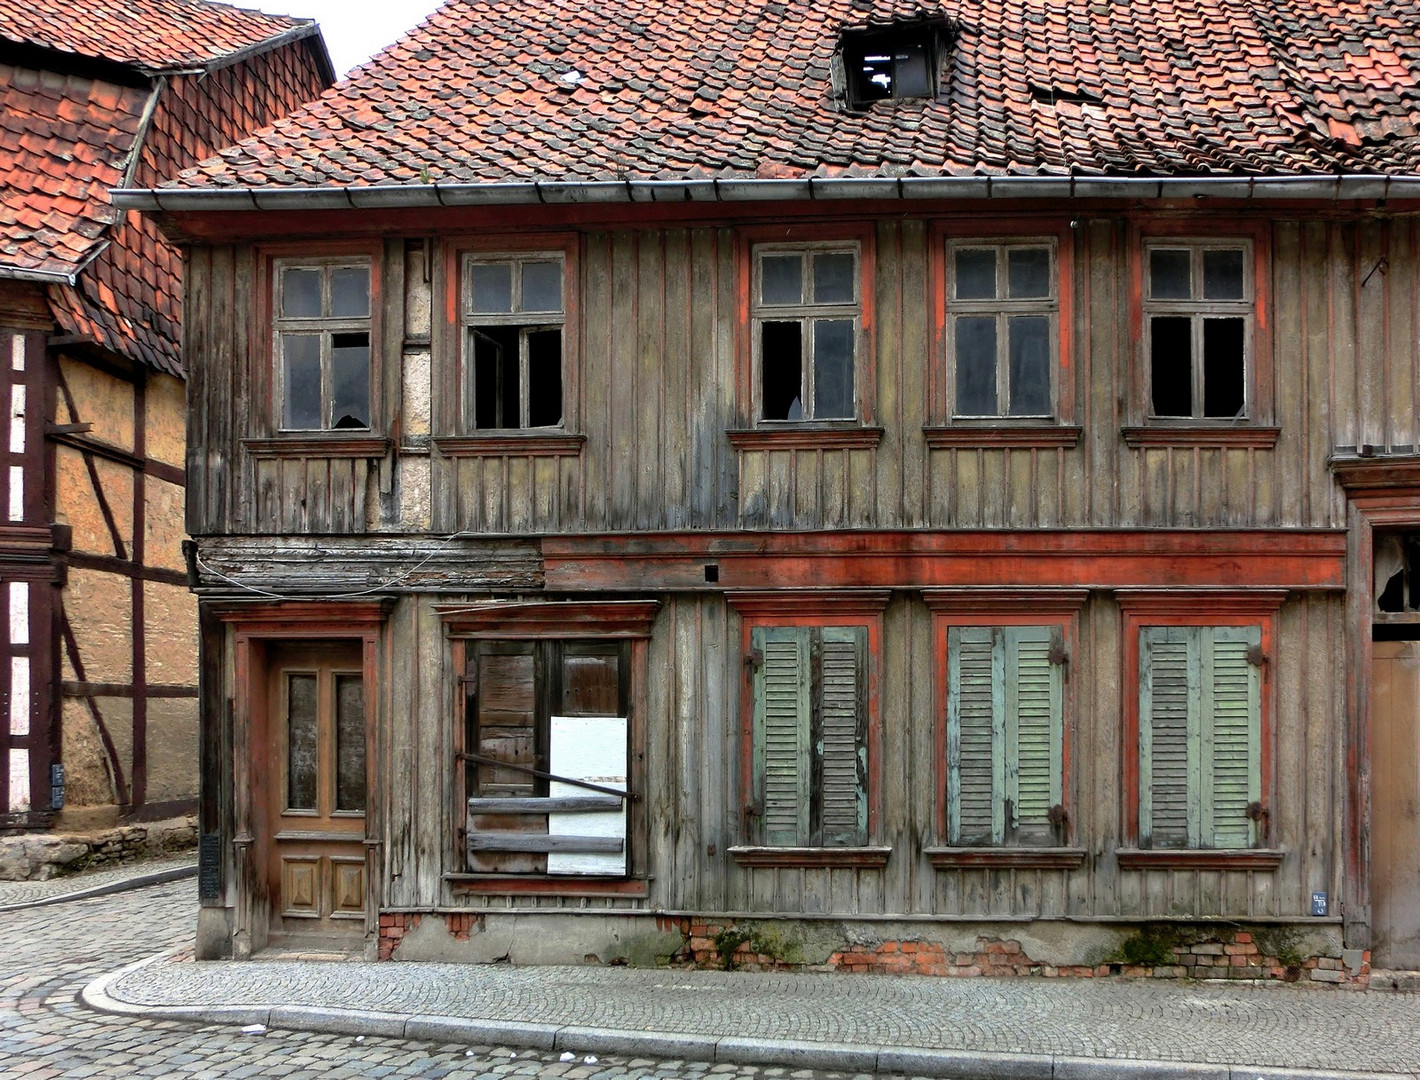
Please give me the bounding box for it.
[112,173,1420,212]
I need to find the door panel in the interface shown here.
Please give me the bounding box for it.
[1373,639,1420,969]
[266,643,367,939]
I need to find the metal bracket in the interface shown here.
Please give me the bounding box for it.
[744,648,764,672]
[1246,645,1267,668]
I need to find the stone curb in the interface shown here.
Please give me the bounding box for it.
[79,952,1419,1080]
[0,862,196,913]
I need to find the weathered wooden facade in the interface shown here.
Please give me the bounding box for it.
[0,0,332,830]
[126,0,1420,974]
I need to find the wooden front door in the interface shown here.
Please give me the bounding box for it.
[266,643,368,941]
[1372,639,1420,969]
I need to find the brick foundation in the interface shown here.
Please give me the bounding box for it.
[378,911,483,960]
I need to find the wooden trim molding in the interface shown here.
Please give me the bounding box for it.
[445,874,650,897]
[728,845,891,868]
[925,846,1086,870]
[726,589,891,619]
[1114,588,1289,617]
[727,426,884,451]
[923,587,1090,615]
[924,425,1081,449]
[1121,426,1280,449]
[1116,848,1284,871]
[434,433,586,458]
[213,600,392,633]
[1330,454,1420,496]
[243,435,392,459]
[438,599,661,638]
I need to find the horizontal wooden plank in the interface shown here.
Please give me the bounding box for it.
[468,796,625,814]
[727,845,892,868]
[1115,848,1285,870]
[467,833,624,854]
[924,847,1086,869]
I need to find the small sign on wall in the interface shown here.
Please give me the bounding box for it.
[547,715,627,876]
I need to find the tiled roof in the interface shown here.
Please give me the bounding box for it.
[0,0,315,73]
[175,0,1420,189]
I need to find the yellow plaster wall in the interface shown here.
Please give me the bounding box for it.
[61,696,131,807]
[143,372,187,470]
[143,477,188,573]
[56,355,135,451]
[145,697,199,802]
[55,448,135,557]
[62,569,132,684]
[144,581,198,686]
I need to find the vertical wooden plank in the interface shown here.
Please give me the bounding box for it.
[767,449,793,529]
[738,450,766,528]
[715,229,739,529]
[705,597,731,912]
[507,456,533,535]
[687,230,719,529]
[636,232,664,530]
[1087,219,1120,528]
[1354,219,1386,450]
[1302,221,1332,526]
[662,230,690,529]
[184,245,213,535]
[1385,219,1416,452]
[874,220,903,528]
[900,219,929,529]
[580,233,612,531]
[1331,222,1359,454]
[1272,222,1304,527]
[607,231,639,529]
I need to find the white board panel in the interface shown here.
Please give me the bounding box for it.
[547,715,627,875]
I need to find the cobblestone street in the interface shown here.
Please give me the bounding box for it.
[0,879,849,1079]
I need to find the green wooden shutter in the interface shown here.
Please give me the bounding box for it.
[753,626,809,846]
[1009,626,1062,842]
[1205,627,1261,849]
[817,627,867,846]
[948,626,997,844]
[1140,626,1194,848]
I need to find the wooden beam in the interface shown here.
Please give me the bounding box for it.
[467,833,624,854]
[469,796,624,814]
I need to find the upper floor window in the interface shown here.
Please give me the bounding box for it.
[948,240,1057,418]
[839,22,950,110]
[463,254,565,430]
[274,260,371,431]
[753,244,860,423]
[1143,240,1252,420]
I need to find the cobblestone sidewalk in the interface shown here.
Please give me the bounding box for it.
[90,944,1420,1078]
[0,854,196,911]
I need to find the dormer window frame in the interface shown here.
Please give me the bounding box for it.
[838,21,950,111]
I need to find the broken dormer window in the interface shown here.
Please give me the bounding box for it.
[840,24,945,109]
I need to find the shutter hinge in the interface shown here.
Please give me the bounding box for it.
[1048,641,1068,669]
[1245,645,1266,668]
[744,648,764,672]
[1047,804,1068,828]
[1246,801,1268,822]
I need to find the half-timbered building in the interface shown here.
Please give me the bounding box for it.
[124,0,1420,975]
[0,0,331,832]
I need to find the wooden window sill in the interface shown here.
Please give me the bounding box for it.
[727,426,884,451]
[728,845,891,868]
[925,846,1086,870]
[434,433,586,457]
[923,426,1081,449]
[445,873,649,898]
[244,435,391,459]
[1121,426,1280,449]
[1116,848,1284,870]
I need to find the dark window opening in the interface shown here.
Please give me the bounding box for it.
[472,326,563,430]
[761,321,803,421]
[1376,534,1420,614]
[1201,318,1245,418]
[1150,316,1193,417]
[527,329,563,427]
[841,25,945,109]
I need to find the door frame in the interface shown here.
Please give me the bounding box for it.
[216,601,388,959]
[1332,456,1420,954]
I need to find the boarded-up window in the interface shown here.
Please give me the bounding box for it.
[1139,625,1261,849]
[751,625,867,847]
[947,625,1064,845]
[463,641,628,875]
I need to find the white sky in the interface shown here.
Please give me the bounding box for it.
[224,0,447,76]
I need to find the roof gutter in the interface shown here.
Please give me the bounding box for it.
[112,173,1420,213]
[0,266,80,286]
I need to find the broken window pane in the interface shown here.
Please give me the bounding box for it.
[1202,317,1246,417]
[761,255,803,306]
[282,333,322,430]
[812,319,855,419]
[330,332,370,429]
[955,315,998,415]
[522,262,562,313]
[527,328,563,427]
[286,674,318,811]
[1150,316,1193,416]
[335,674,366,812]
[1203,249,1245,300]
[813,252,855,304]
[331,266,370,318]
[1008,315,1051,415]
[1150,249,1192,300]
[761,321,803,420]
[282,268,322,318]
[955,248,996,300]
[471,263,514,314]
[1008,248,1051,299]
[472,326,519,428]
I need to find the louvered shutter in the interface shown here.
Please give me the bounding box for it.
[1140,626,1195,848]
[1010,626,1062,843]
[753,626,810,846]
[948,626,998,844]
[1205,627,1261,849]
[817,627,867,846]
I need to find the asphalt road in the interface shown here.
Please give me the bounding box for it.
[0,878,860,1079]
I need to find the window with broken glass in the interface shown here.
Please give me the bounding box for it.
[1143,241,1253,421]
[839,24,944,109]
[753,244,860,423]
[463,255,565,431]
[274,260,371,431]
[947,240,1057,418]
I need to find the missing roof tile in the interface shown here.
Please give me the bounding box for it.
[1029,83,1105,108]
